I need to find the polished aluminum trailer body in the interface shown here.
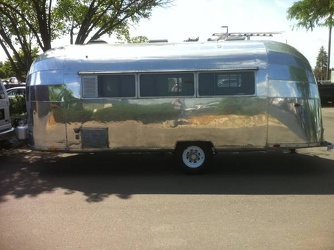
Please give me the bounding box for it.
[26,40,324,153]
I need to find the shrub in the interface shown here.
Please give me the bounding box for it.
[9,96,27,127]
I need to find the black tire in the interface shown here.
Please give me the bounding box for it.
[175,142,213,174]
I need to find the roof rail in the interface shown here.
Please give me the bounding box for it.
[209,26,282,41]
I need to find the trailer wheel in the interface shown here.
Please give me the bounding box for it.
[175,142,213,174]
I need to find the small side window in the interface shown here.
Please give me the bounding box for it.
[82,76,98,98]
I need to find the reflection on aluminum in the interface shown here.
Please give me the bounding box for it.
[26,40,325,152]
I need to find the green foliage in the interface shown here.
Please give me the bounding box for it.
[52,105,93,123]
[0,45,39,81]
[9,95,27,126]
[55,0,173,44]
[314,46,328,81]
[216,98,266,116]
[52,102,179,124]
[287,0,334,30]
[6,48,39,80]
[128,36,149,43]
[0,62,7,78]
[93,103,178,123]
[49,85,94,123]
[133,103,179,123]
[0,0,44,80]
[0,0,173,79]
[0,61,15,79]
[287,0,334,80]
[9,95,26,115]
[44,98,267,125]
[48,84,77,104]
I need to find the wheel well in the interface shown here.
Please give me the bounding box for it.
[175,141,214,152]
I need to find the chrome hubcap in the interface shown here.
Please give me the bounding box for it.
[182,146,205,168]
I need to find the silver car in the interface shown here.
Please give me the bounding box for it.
[6,86,26,99]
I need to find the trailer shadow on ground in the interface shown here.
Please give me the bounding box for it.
[1,145,334,203]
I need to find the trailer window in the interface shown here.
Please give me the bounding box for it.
[198,72,255,96]
[140,73,194,97]
[82,76,98,98]
[29,85,69,102]
[82,75,135,98]
[98,75,135,98]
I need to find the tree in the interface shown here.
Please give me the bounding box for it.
[314,46,328,81]
[128,36,149,43]
[287,0,334,80]
[0,0,173,80]
[57,0,173,44]
[0,0,66,80]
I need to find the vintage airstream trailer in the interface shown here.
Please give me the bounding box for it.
[25,40,330,173]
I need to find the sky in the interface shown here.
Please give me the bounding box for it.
[124,0,330,68]
[0,0,331,69]
[128,0,331,69]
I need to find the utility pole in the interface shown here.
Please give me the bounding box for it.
[327,26,332,81]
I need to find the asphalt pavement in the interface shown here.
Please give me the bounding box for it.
[0,107,333,250]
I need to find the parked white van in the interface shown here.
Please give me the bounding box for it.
[0,80,14,141]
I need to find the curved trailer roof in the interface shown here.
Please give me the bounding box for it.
[30,40,313,77]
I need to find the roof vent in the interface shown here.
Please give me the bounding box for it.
[184,37,199,42]
[148,39,168,43]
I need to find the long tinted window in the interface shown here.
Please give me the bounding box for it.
[199,72,255,96]
[140,73,194,97]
